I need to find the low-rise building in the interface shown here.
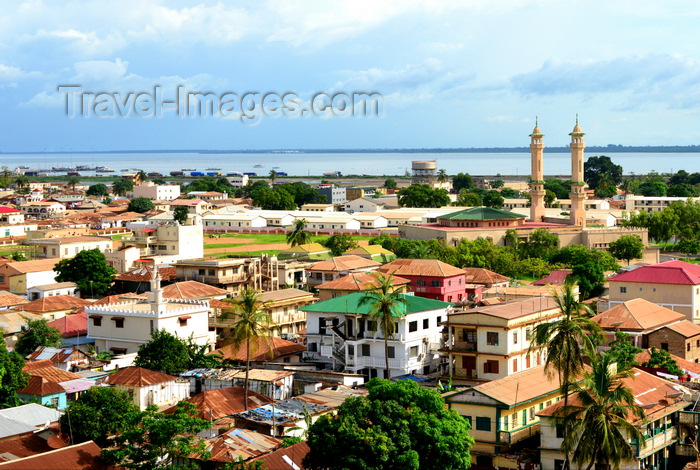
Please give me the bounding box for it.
[343,245,397,263]
[377,258,467,303]
[106,366,190,410]
[302,292,450,378]
[441,297,563,383]
[344,197,385,213]
[0,258,61,296]
[625,194,698,212]
[28,236,112,259]
[315,272,411,302]
[13,295,93,321]
[181,370,294,401]
[121,222,204,262]
[26,282,78,300]
[131,182,181,201]
[306,255,381,289]
[0,206,25,225]
[445,365,575,469]
[174,257,272,294]
[539,368,688,470]
[646,321,700,363]
[20,201,65,219]
[602,260,700,322]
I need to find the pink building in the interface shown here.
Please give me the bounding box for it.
[377,259,466,303]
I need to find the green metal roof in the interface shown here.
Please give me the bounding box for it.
[300,292,452,316]
[279,243,329,254]
[439,207,525,221]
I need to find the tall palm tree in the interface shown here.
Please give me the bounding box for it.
[559,352,645,470]
[437,169,448,184]
[13,174,29,190]
[529,280,602,470]
[359,272,409,380]
[269,169,278,184]
[221,288,273,410]
[287,218,312,247]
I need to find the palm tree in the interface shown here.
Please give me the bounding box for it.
[13,174,29,190]
[529,280,602,470]
[67,176,80,191]
[269,169,278,184]
[437,169,448,184]
[559,352,645,470]
[359,272,409,380]
[221,288,273,410]
[287,218,311,247]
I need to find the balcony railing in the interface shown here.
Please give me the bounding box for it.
[499,423,540,445]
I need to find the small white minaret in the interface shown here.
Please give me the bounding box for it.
[147,265,165,314]
[529,118,546,222]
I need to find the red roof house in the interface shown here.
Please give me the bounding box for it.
[377,258,467,302]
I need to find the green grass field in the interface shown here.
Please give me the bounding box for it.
[204,233,375,250]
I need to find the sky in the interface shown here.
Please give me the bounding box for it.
[2,0,700,152]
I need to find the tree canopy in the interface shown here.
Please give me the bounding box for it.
[128,197,155,213]
[86,183,109,196]
[398,184,450,208]
[134,329,191,375]
[112,178,134,197]
[173,205,189,225]
[452,173,473,193]
[322,233,358,256]
[608,234,644,265]
[15,319,63,356]
[287,219,312,247]
[384,178,397,189]
[303,378,474,470]
[584,156,623,189]
[60,386,140,447]
[0,337,28,408]
[54,248,117,297]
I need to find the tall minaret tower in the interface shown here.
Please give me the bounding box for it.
[569,115,586,227]
[529,118,545,222]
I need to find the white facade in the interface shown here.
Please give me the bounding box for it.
[625,195,697,212]
[304,217,361,231]
[27,282,78,300]
[28,236,113,259]
[112,380,191,411]
[227,175,249,187]
[203,213,267,228]
[344,198,385,213]
[131,182,181,201]
[86,274,215,355]
[303,294,450,379]
[121,222,204,261]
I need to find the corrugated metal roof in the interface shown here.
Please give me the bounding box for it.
[0,441,106,469]
[608,260,700,285]
[165,387,273,420]
[106,367,176,386]
[301,291,451,315]
[378,258,467,278]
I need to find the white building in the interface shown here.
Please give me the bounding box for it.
[106,366,190,410]
[26,282,79,300]
[202,213,267,229]
[20,201,66,220]
[625,195,698,212]
[302,292,451,379]
[227,174,249,188]
[85,271,215,356]
[344,197,386,213]
[121,221,204,262]
[131,182,181,201]
[28,236,113,259]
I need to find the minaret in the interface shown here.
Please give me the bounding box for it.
[529,118,545,222]
[147,265,165,314]
[569,115,586,227]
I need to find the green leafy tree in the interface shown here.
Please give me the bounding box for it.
[184,336,221,369]
[359,273,408,380]
[54,248,117,297]
[101,401,211,469]
[584,156,623,189]
[60,386,140,447]
[642,347,684,376]
[0,337,28,407]
[137,170,148,183]
[500,187,519,198]
[384,178,397,190]
[638,180,667,196]
[322,234,358,256]
[545,179,571,200]
[173,205,189,225]
[221,289,273,410]
[15,319,63,356]
[112,178,134,197]
[286,218,312,247]
[152,178,166,185]
[544,189,557,207]
[667,183,699,197]
[0,166,12,188]
[10,251,27,261]
[452,172,473,193]
[677,238,700,256]
[303,378,474,470]
[134,329,190,375]
[482,190,504,208]
[269,169,278,183]
[559,352,644,470]
[529,281,602,470]
[520,228,559,261]
[86,183,109,196]
[454,189,481,207]
[253,186,297,210]
[13,174,29,190]
[490,179,504,188]
[570,261,606,300]
[128,197,155,213]
[398,184,450,208]
[608,234,644,265]
[66,176,81,191]
[437,169,448,184]
[594,173,618,198]
[606,332,642,371]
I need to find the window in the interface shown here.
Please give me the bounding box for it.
[409,321,418,332]
[409,346,419,357]
[198,269,206,275]
[661,342,669,351]
[50,397,60,407]
[437,316,442,327]
[0,274,4,283]
[423,318,429,329]
[487,332,499,346]
[555,424,565,438]
[484,360,499,374]
[462,415,472,427]
[689,343,692,352]
[114,318,124,328]
[529,406,535,420]
[416,279,426,287]
[361,344,370,356]
[475,417,491,432]
[512,358,518,372]
[431,279,440,287]
[513,331,518,344]
[525,327,531,341]
[388,346,395,358]
[526,355,531,368]
[90,316,102,327]
[620,286,627,294]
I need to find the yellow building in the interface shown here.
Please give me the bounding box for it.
[445,365,574,468]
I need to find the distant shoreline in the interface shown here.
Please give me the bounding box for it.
[4,145,700,155]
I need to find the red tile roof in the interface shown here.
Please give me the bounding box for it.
[532,269,573,286]
[663,320,700,338]
[250,441,310,468]
[608,260,700,285]
[165,387,273,420]
[106,367,176,386]
[47,312,87,337]
[378,258,466,278]
[316,272,411,292]
[23,362,82,382]
[14,295,93,313]
[159,281,228,299]
[0,292,29,308]
[17,376,65,396]
[0,433,52,462]
[115,265,176,282]
[0,206,20,213]
[462,267,510,285]
[0,441,109,469]
[215,336,306,362]
[308,255,381,273]
[591,298,685,331]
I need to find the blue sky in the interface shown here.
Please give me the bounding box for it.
[2,0,700,151]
